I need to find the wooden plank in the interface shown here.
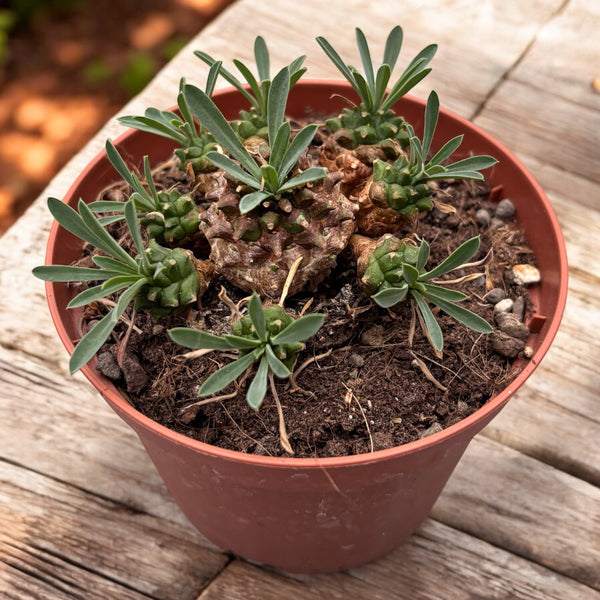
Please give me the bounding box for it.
[0,460,228,600]
[196,519,600,600]
[432,436,600,589]
[511,0,600,110]
[0,346,192,527]
[475,78,600,183]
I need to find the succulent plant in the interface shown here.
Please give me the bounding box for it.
[317,26,437,150]
[89,140,202,245]
[183,66,356,299]
[33,198,212,373]
[169,292,325,410]
[351,234,492,352]
[118,66,222,175]
[356,91,498,236]
[195,35,307,141]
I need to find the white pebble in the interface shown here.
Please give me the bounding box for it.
[512,264,541,285]
[494,298,514,314]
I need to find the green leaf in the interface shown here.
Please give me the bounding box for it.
[254,35,270,82]
[427,135,463,167]
[411,290,443,352]
[222,334,263,349]
[315,36,360,94]
[88,200,128,213]
[183,84,261,179]
[265,344,291,378]
[66,276,141,308]
[246,354,269,410]
[239,190,271,214]
[355,28,375,91]
[374,64,391,108]
[168,328,232,350]
[422,91,439,158]
[416,240,430,271]
[117,115,187,145]
[351,69,373,112]
[371,285,408,308]
[421,284,468,303]
[277,167,327,193]
[32,265,116,283]
[278,124,318,180]
[142,156,159,204]
[445,155,498,173]
[68,310,118,373]
[267,67,290,146]
[77,200,139,268]
[248,292,267,341]
[382,25,403,70]
[261,164,281,193]
[429,296,493,334]
[105,141,147,198]
[124,200,146,263]
[199,350,259,396]
[269,121,291,171]
[204,151,260,189]
[233,59,264,109]
[112,278,146,322]
[92,256,138,275]
[204,61,222,97]
[270,313,325,345]
[421,236,480,280]
[402,263,420,286]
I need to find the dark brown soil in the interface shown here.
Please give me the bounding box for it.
[88,156,535,458]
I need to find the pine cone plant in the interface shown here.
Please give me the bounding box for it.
[182,65,356,299]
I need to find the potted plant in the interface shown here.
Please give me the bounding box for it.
[34,28,567,573]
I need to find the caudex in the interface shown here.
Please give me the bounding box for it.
[34,26,498,454]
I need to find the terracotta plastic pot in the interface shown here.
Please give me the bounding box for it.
[43,81,568,573]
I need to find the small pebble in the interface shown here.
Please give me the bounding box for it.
[495,198,516,219]
[523,346,534,358]
[419,422,444,439]
[361,325,385,346]
[484,288,507,305]
[512,296,525,321]
[491,332,526,358]
[512,264,541,285]
[494,298,514,315]
[476,208,491,226]
[495,313,530,341]
[348,353,365,368]
[96,351,122,381]
[121,352,148,394]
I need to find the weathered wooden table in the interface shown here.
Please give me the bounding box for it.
[1,1,598,597]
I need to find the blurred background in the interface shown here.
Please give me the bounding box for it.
[0,0,235,233]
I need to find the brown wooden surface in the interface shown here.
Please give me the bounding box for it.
[1,0,599,597]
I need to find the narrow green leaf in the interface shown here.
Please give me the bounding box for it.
[421,284,468,303]
[248,292,267,341]
[117,115,187,145]
[222,334,263,349]
[270,313,325,345]
[445,155,498,173]
[430,297,493,334]
[426,170,485,181]
[142,156,159,205]
[194,50,256,107]
[32,265,115,282]
[261,164,281,193]
[199,350,258,396]
[416,240,430,272]
[316,36,360,96]
[92,256,138,274]
[355,28,375,91]
[402,263,420,286]
[269,122,291,172]
[67,276,141,308]
[78,200,138,268]
[204,151,260,189]
[233,59,263,108]
[69,310,118,373]
[374,64,391,108]
[88,200,128,213]
[105,141,147,197]
[278,124,318,180]
[183,84,261,179]
[239,190,271,214]
[254,36,270,81]
[421,236,481,280]
[427,135,463,167]
[246,354,269,410]
[168,328,232,350]
[411,290,443,352]
[204,61,222,97]
[277,167,327,192]
[422,91,439,158]
[265,344,291,378]
[382,25,403,70]
[351,70,374,112]
[267,67,290,146]
[371,285,408,308]
[124,200,146,262]
[289,55,306,77]
[112,278,146,322]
